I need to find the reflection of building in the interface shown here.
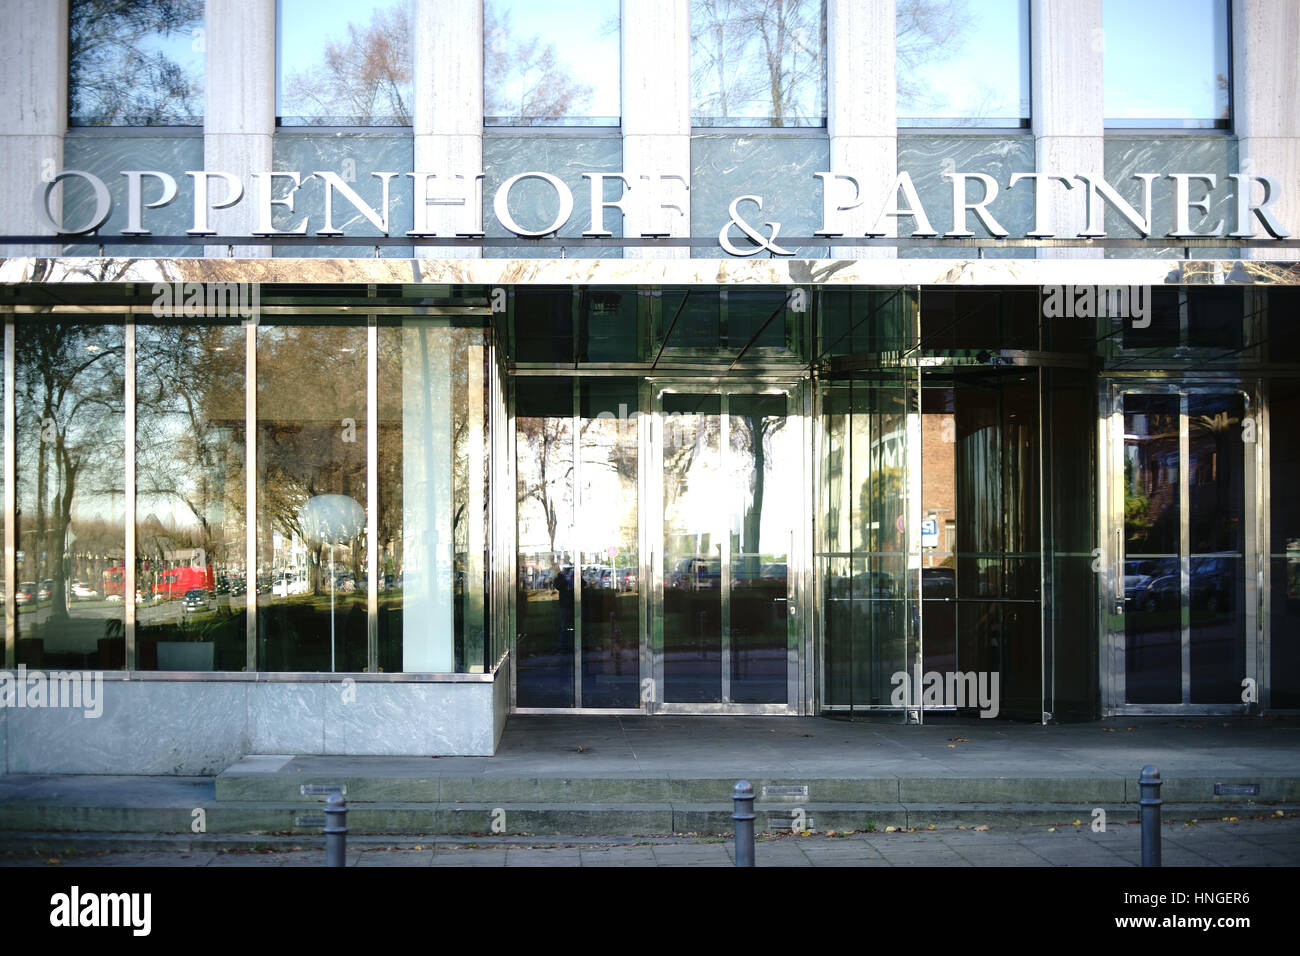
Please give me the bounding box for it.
[1,1,1299,771]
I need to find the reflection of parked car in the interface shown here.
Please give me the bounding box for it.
[71,581,97,600]
[922,567,955,598]
[15,582,35,605]
[182,588,208,612]
[669,557,720,590]
[38,579,53,601]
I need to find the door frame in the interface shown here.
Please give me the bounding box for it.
[1101,378,1263,715]
[646,378,810,715]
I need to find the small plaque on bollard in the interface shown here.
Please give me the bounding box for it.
[762,785,809,801]
[1214,783,1260,796]
[295,815,325,827]
[300,784,346,796]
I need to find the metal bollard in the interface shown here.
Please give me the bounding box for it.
[1139,765,1162,867]
[733,780,756,867]
[324,791,348,868]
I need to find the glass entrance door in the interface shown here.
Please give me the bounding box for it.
[1107,386,1259,711]
[651,385,803,713]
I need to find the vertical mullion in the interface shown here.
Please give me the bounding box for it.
[245,322,257,673]
[720,392,731,704]
[366,316,378,672]
[124,320,136,668]
[1180,392,1191,705]
[4,320,14,671]
[571,379,581,707]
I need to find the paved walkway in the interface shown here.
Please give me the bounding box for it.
[5,817,1297,867]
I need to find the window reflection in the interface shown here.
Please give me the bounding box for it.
[15,321,125,669]
[278,0,412,125]
[136,323,246,671]
[896,0,1029,127]
[256,323,367,672]
[1103,0,1230,127]
[484,0,619,126]
[377,324,488,674]
[69,0,204,126]
[691,0,826,127]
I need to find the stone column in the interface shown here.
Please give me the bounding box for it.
[826,0,896,258]
[1031,0,1104,258]
[0,0,67,257]
[414,0,483,259]
[621,0,691,258]
[1234,0,1300,259]
[204,0,275,257]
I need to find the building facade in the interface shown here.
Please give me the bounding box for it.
[1,0,1298,773]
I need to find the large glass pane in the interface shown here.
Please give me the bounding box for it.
[663,393,722,702]
[1123,394,1182,703]
[515,378,575,706]
[69,0,205,126]
[278,0,412,125]
[484,0,619,126]
[1269,380,1300,708]
[377,323,487,674]
[135,322,247,671]
[256,322,367,672]
[578,381,639,707]
[1188,393,1245,703]
[690,0,826,127]
[1103,0,1230,128]
[897,0,1029,127]
[15,320,125,669]
[728,393,792,703]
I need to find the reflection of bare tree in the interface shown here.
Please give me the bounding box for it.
[16,323,124,622]
[731,409,787,570]
[517,417,572,556]
[135,325,245,583]
[691,0,825,125]
[69,0,203,125]
[895,0,971,116]
[281,2,412,124]
[485,1,595,123]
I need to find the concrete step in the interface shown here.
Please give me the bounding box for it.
[2,798,1293,837]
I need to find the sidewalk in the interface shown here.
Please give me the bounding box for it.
[4,817,1297,866]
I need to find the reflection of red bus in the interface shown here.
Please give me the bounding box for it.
[102,565,214,599]
[102,567,126,598]
[157,565,214,599]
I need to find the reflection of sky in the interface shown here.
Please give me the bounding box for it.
[1103,0,1229,121]
[898,0,1029,122]
[486,0,620,120]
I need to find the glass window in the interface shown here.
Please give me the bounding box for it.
[278,0,412,125]
[897,0,1029,128]
[256,321,368,672]
[135,322,247,672]
[691,0,826,127]
[377,323,489,674]
[69,0,205,126]
[484,0,619,126]
[15,320,125,669]
[1104,0,1230,128]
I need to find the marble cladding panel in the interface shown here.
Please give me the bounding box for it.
[324,681,496,756]
[246,681,330,754]
[691,134,830,258]
[483,135,623,259]
[1104,136,1240,258]
[61,133,205,258]
[272,133,415,258]
[5,680,247,775]
[493,654,511,749]
[897,135,1036,259]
